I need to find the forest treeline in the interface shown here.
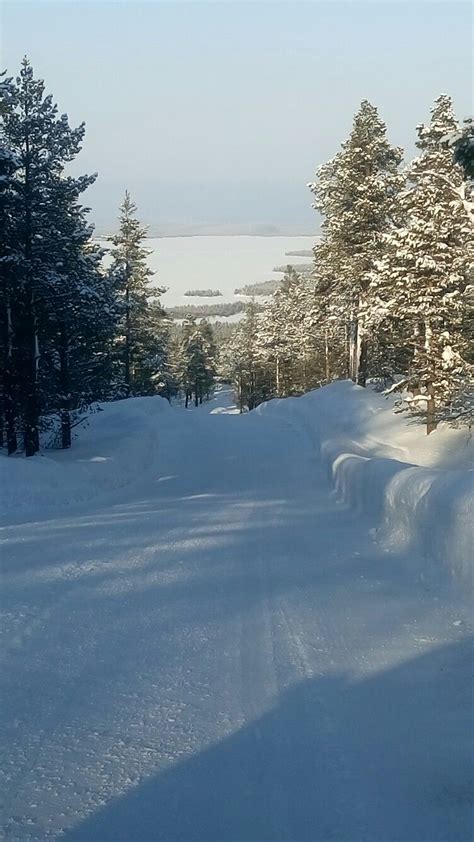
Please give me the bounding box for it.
[234,280,280,296]
[167,301,247,319]
[1,61,472,455]
[184,289,222,297]
[0,61,218,455]
[225,99,473,432]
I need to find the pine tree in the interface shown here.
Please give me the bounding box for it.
[109,192,167,397]
[376,95,473,431]
[227,302,269,411]
[178,317,217,407]
[0,73,21,453]
[1,58,109,455]
[308,100,404,386]
[40,191,118,447]
[198,320,218,400]
[442,116,474,181]
[258,268,315,396]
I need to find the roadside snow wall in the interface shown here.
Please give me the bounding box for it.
[0,396,170,522]
[257,382,473,586]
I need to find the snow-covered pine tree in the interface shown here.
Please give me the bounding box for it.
[258,267,299,396]
[291,274,324,392]
[300,251,350,387]
[442,116,474,181]
[109,192,167,397]
[257,266,323,397]
[0,73,21,453]
[376,95,473,432]
[227,301,269,411]
[1,59,110,455]
[308,100,404,386]
[40,177,119,447]
[198,320,218,400]
[177,317,217,407]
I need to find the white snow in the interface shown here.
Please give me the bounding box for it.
[1,384,472,841]
[257,381,474,586]
[0,397,171,523]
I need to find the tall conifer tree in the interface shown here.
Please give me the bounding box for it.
[1,59,114,454]
[376,96,473,431]
[308,100,404,385]
[110,192,167,397]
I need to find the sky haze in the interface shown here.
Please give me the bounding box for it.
[2,0,471,233]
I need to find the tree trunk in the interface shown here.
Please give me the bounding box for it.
[23,107,40,457]
[302,346,308,392]
[2,300,17,454]
[124,284,131,397]
[348,314,358,382]
[426,382,436,435]
[276,355,281,396]
[409,322,423,394]
[248,371,255,410]
[238,375,243,413]
[324,329,331,383]
[424,321,437,434]
[354,296,369,387]
[59,325,71,449]
[345,323,351,379]
[357,336,368,387]
[194,382,199,407]
[23,288,39,457]
[185,392,189,409]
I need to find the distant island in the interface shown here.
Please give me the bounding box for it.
[167,301,250,319]
[273,263,313,274]
[235,280,281,296]
[93,225,319,239]
[184,289,222,297]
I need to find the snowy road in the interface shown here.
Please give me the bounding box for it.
[1,390,472,841]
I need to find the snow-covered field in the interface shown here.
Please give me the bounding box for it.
[98,235,316,308]
[1,384,472,841]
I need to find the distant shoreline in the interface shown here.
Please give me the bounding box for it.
[95,232,320,240]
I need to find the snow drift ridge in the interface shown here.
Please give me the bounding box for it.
[257,381,473,585]
[0,396,170,522]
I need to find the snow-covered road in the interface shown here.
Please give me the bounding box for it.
[1,390,472,841]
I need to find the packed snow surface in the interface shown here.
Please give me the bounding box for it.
[1,384,472,841]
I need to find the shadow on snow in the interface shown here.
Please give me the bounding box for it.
[64,636,473,842]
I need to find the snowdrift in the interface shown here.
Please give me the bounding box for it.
[0,396,170,522]
[257,382,474,585]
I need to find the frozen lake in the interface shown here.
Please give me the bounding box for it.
[99,235,316,308]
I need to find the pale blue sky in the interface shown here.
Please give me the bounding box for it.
[1,1,472,233]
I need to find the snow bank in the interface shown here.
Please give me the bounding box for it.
[0,396,170,522]
[257,382,473,585]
